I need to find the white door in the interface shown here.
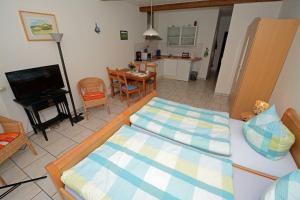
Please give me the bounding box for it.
[163,59,177,79]
[176,60,191,81]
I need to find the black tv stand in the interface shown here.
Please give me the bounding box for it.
[14,89,73,141]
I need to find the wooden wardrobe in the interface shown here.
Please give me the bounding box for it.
[230,18,299,119]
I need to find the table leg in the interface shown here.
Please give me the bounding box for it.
[110,79,115,97]
[143,80,146,97]
[0,176,6,185]
[111,86,115,97]
[153,75,157,90]
[33,110,48,141]
[24,109,37,134]
[64,100,74,126]
[55,103,61,115]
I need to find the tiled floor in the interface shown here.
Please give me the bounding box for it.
[0,78,229,200]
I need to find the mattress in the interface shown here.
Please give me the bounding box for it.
[130,97,231,156]
[233,167,274,200]
[61,125,234,200]
[230,119,297,177]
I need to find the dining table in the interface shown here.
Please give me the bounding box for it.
[109,68,157,97]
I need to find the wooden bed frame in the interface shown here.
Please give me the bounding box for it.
[46,91,300,199]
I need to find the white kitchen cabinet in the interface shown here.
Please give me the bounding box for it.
[167,26,180,46]
[153,60,164,79]
[163,59,177,79]
[181,26,197,46]
[176,60,191,81]
[167,25,197,46]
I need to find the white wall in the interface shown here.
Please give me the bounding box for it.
[270,0,300,116]
[215,1,282,95]
[155,8,219,79]
[0,96,8,117]
[0,0,145,132]
[211,15,231,72]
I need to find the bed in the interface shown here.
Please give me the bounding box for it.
[61,125,234,199]
[46,91,300,200]
[130,96,298,176]
[130,97,231,156]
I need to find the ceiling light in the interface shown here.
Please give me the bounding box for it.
[143,0,159,37]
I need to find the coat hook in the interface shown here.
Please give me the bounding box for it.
[95,23,101,34]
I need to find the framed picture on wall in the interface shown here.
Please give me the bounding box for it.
[19,11,59,41]
[120,30,128,40]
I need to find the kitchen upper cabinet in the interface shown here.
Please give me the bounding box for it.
[167,25,197,46]
[181,26,197,46]
[167,26,180,46]
[176,60,191,81]
[163,59,177,78]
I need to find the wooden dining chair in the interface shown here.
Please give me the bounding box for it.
[132,62,139,71]
[134,62,149,72]
[106,67,120,97]
[145,62,157,94]
[116,70,141,106]
[77,77,110,119]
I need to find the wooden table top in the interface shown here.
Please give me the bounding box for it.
[112,68,156,81]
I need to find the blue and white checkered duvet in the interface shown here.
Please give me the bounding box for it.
[61,125,234,200]
[130,97,231,156]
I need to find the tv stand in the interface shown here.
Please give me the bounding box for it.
[14,89,73,141]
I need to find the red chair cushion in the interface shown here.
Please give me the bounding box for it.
[83,92,105,101]
[0,132,19,150]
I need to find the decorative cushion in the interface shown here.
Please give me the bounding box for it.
[83,92,105,101]
[243,105,295,160]
[122,84,137,91]
[262,169,300,200]
[0,132,19,150]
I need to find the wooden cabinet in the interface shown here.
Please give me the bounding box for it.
[230,18,299,119]
[163,59,177,78]
[176,60,191,81]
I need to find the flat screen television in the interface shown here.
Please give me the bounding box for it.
[5,64,65,100]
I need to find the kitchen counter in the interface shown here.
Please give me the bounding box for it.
[135,55,201,63]
[134,55,200,81]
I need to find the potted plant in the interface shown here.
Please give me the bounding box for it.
[128,62,136,72]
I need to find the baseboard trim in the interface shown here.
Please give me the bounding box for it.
[214,92,230,97]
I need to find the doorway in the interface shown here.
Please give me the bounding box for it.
[207,7,233,87]
[216,31,228,76]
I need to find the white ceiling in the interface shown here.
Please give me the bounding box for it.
[125,0,206,6]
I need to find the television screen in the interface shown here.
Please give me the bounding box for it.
[5,65,65,100]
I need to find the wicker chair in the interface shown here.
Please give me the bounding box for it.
[0,115,37,185]
[77,77,110,119]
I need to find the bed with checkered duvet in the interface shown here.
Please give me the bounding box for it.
[61,125,234,200]
[130,97,231,156]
